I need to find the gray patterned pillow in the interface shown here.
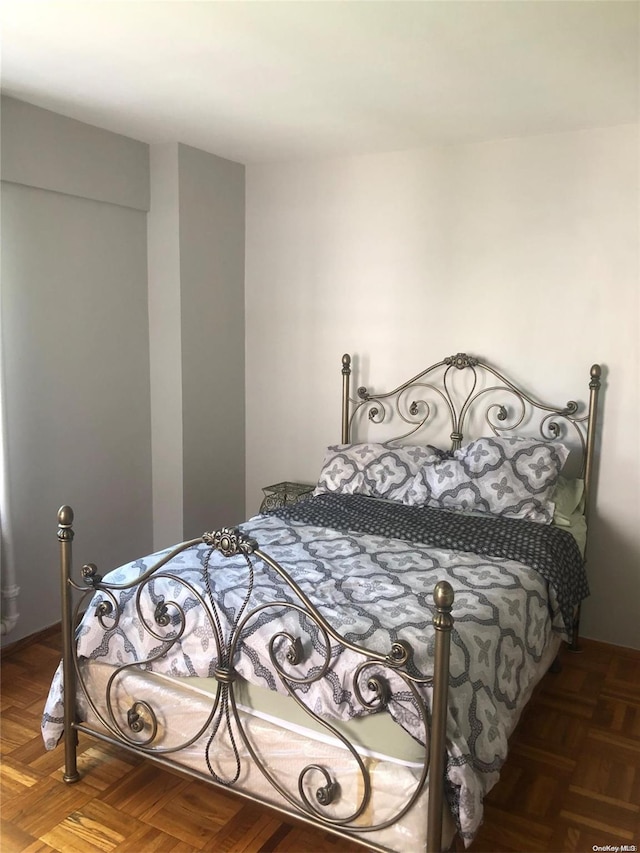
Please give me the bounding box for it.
[315,442,443,502]
[402,436,569,524]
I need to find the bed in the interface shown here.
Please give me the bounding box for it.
[42,352,602,852]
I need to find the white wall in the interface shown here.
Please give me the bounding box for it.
[177,143,246,538]
[245,124,640,649]
[147,143,184,549]
[148,141,247,550]
[1,98,153,646]
[1,100,246,645]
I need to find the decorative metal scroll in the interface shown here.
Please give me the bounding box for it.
[68,530,454,840]
[347,352,600,477]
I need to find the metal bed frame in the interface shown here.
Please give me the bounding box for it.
[56,352,601,852]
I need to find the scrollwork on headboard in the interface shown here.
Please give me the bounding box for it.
[340,352,602,514]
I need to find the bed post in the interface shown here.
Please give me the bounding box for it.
[58,505,80,783]
[341,353,351,443]
[583,364,601,522]
[569,363,601,652]
[427,580,454,853]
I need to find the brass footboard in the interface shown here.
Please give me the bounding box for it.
[57,507,454,853]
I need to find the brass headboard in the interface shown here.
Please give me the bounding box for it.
[341,352,602,520]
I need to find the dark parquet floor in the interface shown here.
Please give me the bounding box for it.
[1,628,638,853]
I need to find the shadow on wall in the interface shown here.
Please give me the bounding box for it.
[582,513,640,649]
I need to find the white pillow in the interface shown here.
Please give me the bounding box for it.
[315,442,443,502]
[402,436,569,524]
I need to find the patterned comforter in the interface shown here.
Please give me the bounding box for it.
[42,495,588,843]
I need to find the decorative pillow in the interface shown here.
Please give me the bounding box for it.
[402,436,569,524]
[314,442,443,502]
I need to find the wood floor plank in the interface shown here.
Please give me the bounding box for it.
[0,716,42,754]
[568,783,640,813]
[557,810,636,841]
[39,800,145,853]
[559,790,639,839]
[1,777,95,837]
[587,727,640,756]
[3,671,58,711]
[60,746,142,792]
[12,641,61,667]
[17,842,58,853]
[111,825,198,852]
[549,821,622,853]
[507,741,577,774]
[528,691,596,719]
[269,824,366,852]
[0,819,44,853]
[199,803,293,853]
[9,734,91,775]
[0,754,45,799]
[468,804,552,852]
[99,762,190,819]
[141,779,245,848]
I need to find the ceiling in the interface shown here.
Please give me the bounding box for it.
[1,0,638,164]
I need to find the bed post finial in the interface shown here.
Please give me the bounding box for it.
[58,505,74,540]
[433,580,454,618]
[428,580,454,852]
[342,354,351,444]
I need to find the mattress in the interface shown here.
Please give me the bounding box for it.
[77,659,458,852]
[74,615,560,852]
